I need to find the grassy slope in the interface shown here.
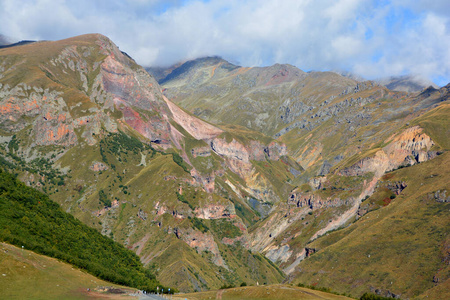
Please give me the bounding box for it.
[289,102,450,298]
[412,102,450,150]
[48,131,285,291]
[0,168,164,292]
[0,35,105,114]
[292,151,450,299]
[173,284,351,300]
[0,242,135,300]
[1,116,287,291]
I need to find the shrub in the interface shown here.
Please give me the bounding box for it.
[191,217,209,233]
[172,153,189,173]
[99,189,111,207]
[360,293,392,300]
[220,284,234,289]
[176,192,194,210]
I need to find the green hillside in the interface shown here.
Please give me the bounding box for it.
[0,168,166,293]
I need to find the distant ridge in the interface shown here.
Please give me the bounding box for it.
[0,40,37,49]
[148,56,240,84]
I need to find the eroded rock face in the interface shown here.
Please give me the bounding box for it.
[99,52,175,145]
[249,210,292,253]
[0,36,168,148]
[0,84,41,131]
[209,137,287,202]
[195,203,236,219]
[288,192,346,210]
[34,109,76,146]
[267,141,288,160]
[177,227,228,269]
[430,190,450,203]
[340,150,389,177]
[309,176,327,190]
[0,84,77,146]
[190,168,216,193]
[266,244,292,264]
[93,39,226,147]
[210,137,287,163]
[154,201,169,216]
[211,138,251,162]
[304,128,436,242]
[384,126,435,170]
[387,181,407,195]
[163,95,223,140]
[341,126,436,177]
[0,34,226,152]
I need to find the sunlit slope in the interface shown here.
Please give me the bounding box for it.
[291,151,449,299]
[0,242,136,300]
[173,284,352,300]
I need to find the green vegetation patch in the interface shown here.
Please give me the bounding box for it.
[210,218,242,240]
[190,216,209,233]
[0,168,169,293]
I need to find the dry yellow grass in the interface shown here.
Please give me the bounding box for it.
[0,242,136,300]
[173,284,351,300]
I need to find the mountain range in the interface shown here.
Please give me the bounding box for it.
[0,34,448,299]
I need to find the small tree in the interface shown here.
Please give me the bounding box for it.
[99,190,111,207]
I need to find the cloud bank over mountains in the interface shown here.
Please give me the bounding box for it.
[1,0,449,85]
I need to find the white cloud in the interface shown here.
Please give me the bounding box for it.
[331,36,363,59]
[0,0,449,85]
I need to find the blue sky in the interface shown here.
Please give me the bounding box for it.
[1,0,450,86]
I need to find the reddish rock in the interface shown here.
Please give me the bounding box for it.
[89,161,108,172]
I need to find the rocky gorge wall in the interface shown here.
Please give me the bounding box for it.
[248,125,442,274]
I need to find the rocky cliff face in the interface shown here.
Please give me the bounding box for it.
[207,137,288,202]
[0,34,224,150]
[0,84,77,146]
[341,126,436,177]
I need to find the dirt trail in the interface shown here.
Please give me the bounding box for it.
[216,289,224,299]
